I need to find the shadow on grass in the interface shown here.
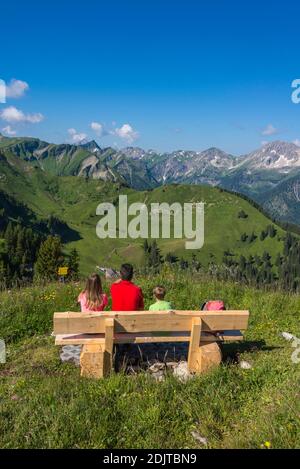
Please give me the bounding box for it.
[114,340,283,372]
[221,340,283,363]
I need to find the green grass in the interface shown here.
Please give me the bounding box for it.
[0,272,299,448]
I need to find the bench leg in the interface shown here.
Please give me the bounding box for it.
[188,317,202,372]
[80,344,104,378]
[103,318,114,377]
[79,319,115,379]
[188,318,222,373]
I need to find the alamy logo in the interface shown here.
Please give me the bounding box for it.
[281,332,300,364]
[0,339,6,364]
[0,79,6,103]
[291,79,300,104]
[96,195,205,249]
[291,336,300,364]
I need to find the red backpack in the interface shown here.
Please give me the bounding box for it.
[201,300,225,311]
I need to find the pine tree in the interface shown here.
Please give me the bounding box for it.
[283,232,293,256]
[165,252,178,264]
[239,255,246,271]
[0,257,7,287]
[191,253,202,271]
[67,248,80,280]
[248,232,257,243]
[238,210,248,219]
[34,236,63,281]
[267,225,277,238]
[148,240,162,271]
[260,230,267,241]
[179,257,189,270]
[143,239,149,253]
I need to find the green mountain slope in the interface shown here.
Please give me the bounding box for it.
[255,173,300,224]
[2,135,300,225]
[0,189,38,229]
[0,136,122,184]
[0,135,154,189]
[0,148,290,275]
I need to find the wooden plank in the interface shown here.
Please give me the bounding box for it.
[115,332,191,343]
[187,317,202,372]
[114,330,244,343]
[110,330,244,343]
[54,312,103,334]
[103,318,114,377]
[54,329,244,346]
[55,334,105,345]
[201,312,249,331]
[80,344,104,379]
[53,310,249,335]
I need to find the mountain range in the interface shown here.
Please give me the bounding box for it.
[1,133,300,224]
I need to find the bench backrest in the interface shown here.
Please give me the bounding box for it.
[53,310,249,335]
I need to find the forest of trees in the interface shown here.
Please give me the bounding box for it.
[0,221,80,288]
[141,231,300,293]
[2,214,300,293]
[0,221,43,285]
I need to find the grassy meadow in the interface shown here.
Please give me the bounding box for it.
[0,271,299,449]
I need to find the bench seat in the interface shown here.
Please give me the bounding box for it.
[55,329,244,346]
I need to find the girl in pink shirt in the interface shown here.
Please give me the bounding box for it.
[78,273,108,312]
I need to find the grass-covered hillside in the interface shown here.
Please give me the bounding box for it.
[0,149,292,276]
[0,272,299,448]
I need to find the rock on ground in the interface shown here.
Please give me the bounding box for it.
[60,345,81,366]
[239,360,252,369]
[173,361,193,382]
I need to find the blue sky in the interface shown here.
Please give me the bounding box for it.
[1,0,300,154]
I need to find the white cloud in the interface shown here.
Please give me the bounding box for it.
[68,128,87,144]
[261,140,269,146]
[26,113,44,123]
[261,124,278,136]
[114,123,139,143]
[0,106,24,122]
[2,125,17,136]
[90,121,107,137]
[5,79,29,99]
[90,122,102,133]
[0,106,44,124]
[293,139,300,147]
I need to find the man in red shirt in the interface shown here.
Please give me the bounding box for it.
[111,263,144,311]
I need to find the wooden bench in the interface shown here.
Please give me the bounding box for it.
[53,310,249,378]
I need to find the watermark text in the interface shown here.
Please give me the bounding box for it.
[96,195,204,250]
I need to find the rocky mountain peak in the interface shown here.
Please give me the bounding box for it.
[243,140,300,170]
[80,140,101,153]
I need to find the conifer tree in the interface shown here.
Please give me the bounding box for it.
[148,240,162,271]
[34,236,63,281]
[67,248,80,280]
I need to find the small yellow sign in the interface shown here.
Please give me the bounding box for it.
[58,266,69,276]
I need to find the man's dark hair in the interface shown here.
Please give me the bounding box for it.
[120,263,134,281]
